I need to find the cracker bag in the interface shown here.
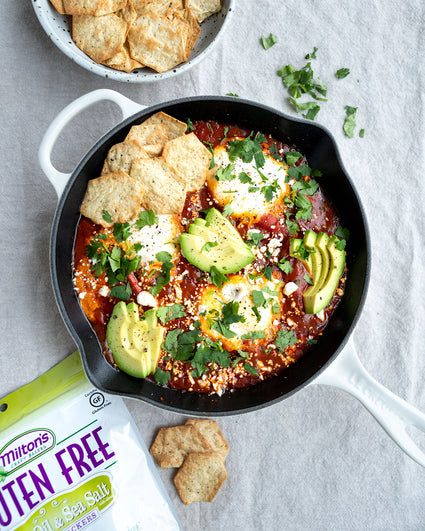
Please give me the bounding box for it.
[0,353,182,531]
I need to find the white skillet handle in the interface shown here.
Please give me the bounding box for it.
[314,342,425,467]
[39,89,145,198]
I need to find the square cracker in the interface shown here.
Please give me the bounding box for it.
[101,139,149,175]
[125,122,171,146]
[72,13,127,63]
[80,171,144,227]
[63,0,127,16]
[185,419,229,461]
[185,0,222,23]
[102,42,144,72]
[149,425,212,468]
[142,112,187,140]
[173,451,227,504]
[130,157,187,214]
[162,132,212,191]
[127,11,187,72]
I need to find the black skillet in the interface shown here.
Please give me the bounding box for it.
[39,90,425,466]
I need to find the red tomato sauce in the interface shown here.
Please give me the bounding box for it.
[73,121,346,394]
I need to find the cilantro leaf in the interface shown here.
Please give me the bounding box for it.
[278,258,293,274]
[291,179,319,196]
[247,230,264,246]
[336,68,350,79]
[228,134,266,168]
[109,282,131,301]
[275,329,297,352]
[215,163,236,181]
[285,151,302,165]
[186,118,195,132]
[241,331,266,340]
[149,252,174,296]
[286,219,299,236]
[305,46,318,59]
[294,193,312,220]
[261,33,278,50]
[162,329,181,355]
[343,106,358,138]
[136,210,158,229]
[154,367,171,386]
[359,128,365,138]
[157,304,186,324]
[201,241,218,253]
[222,202,234,217]
[102,210,112,223]
[243,363,258,376]
[210,266,229,288]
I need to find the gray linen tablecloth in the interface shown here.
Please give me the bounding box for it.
[1,1,425,529]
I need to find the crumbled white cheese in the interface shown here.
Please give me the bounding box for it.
[316,309,325,321]
[136,291,157,307]
[98,286,109,297]
[283,282,298,296]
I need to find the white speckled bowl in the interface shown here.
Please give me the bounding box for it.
[32,0,234,82]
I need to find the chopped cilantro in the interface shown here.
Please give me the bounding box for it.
[336,68,350,79]
[286,219,299,236]
[186,118,195,132]
[291,179,319,196]
[154,367,171,385]
[275,329,297,352]
[261,33,278,50]
[247,231,264,246]
[261,182,280,202]
[359,128,365,138]
[201,241,218,253]
[157,304,186,324]
[305,46,318,59]
[149,251,174,296]
[113,222,132,243]
[335,226,350,241]
[136,210,158,229]
[210,266,229,288]
[241,331,266,340]
[307,338,318,346]
[222,202,234,217]
[294,193,312,220]
[285,151,302,165]
[215,163,236,181]
[226,93,239,97]
[228,134,265,168]
[102,210,112,223]
[109,282,131,301]
[278,258,293,274]
[343,106,358,138]
[303,273,313,285]
[243,363,258,376]
[238,171,252,184]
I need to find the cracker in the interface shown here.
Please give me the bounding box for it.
[102,42,144,72]
[80,171,144,227]
[101,139,149,175]
[162,132,211,191]
[185,419,229,461]
[149,425,212,468]
[130,157,187,214]
[49,0,66,14]
[143,112,187,140]
[125,122,171,146]
[72,13,127,63]
[168,8,200,57]
[127,11,187,73]
[173,451,227,504]
[117,0,137,36]
[63,0,127,16]
[185,0,222,23]
[134,0,184,16]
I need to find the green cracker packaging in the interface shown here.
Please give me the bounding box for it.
[0,353,182,531]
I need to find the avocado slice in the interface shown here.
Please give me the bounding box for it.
[304,236,345,314]
[106,302,165,378]
[180,209,254,274]
[290,231,345,314]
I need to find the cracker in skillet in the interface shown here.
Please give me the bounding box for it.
[72,13,127,63]
[127,11,188,73]
[63,0,127,16]
[173,451,227,504]
[162,132,212,191]
[185,0,222,23]
[149,425,212,468]
[130,157,187,214]
[80,170,144,227]
[143,112,187,139]
[185,419,229,462]
[101,139,149,175]
[125,122,173,156]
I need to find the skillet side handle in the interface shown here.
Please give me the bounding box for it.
[39,89,145,199]
[314,342,425,467]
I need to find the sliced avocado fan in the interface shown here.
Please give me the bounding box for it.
[290,230,345,314]
[180,208,254,274]
[106,302,164,378]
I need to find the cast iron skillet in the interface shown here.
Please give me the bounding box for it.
[40,90,425,466]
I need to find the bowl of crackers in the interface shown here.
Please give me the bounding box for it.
[32,0,233,81]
